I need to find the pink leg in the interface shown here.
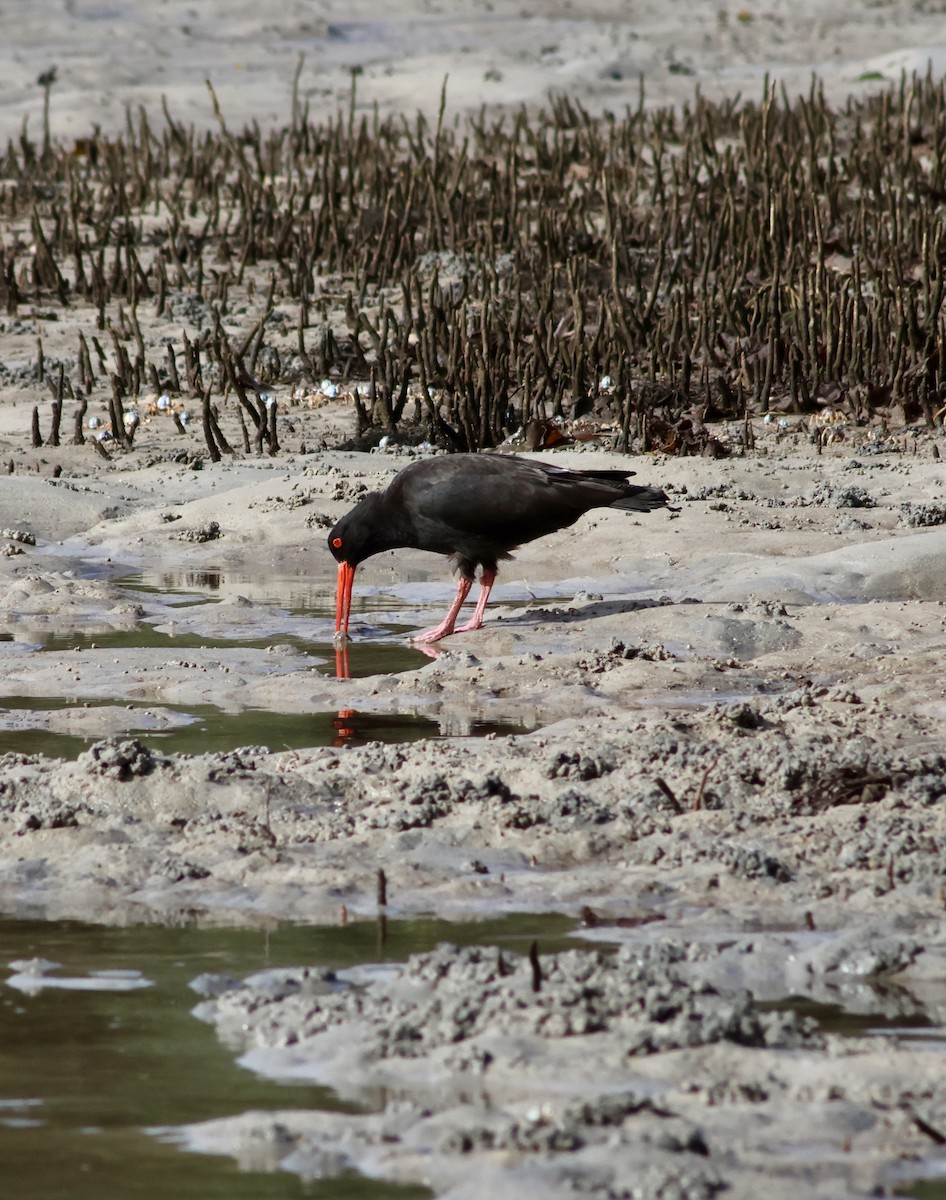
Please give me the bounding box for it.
[453,569,496,634]
[412,575,473,643]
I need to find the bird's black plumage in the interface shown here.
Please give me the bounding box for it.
[329,453,670,643]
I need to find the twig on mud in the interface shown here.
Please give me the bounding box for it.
[529,940,542,993]
[692,755,720,811]
[654,776,683,814]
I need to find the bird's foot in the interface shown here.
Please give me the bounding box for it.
[452,616,484,634]
[410,622,457,644]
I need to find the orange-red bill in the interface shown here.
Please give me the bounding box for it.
[335,560,356,636]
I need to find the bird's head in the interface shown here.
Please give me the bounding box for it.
[328,492,390,640]
[327,492,389,568]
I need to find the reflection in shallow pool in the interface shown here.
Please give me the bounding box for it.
[10,621,426,678]
[116,564,425,625]
[758,993,937,1038]
[0,913,582,1200]
[903,1180,946,1199]
[0,566,532,758]
[0,696,528,761]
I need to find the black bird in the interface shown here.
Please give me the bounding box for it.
[329,453,671,644]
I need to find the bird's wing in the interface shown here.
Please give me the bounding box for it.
[404,455,628,541]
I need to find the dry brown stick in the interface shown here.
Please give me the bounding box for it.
[692,755,720,812]
[266,395,279,456]
[208,405,234,456]
[529,940,542,994]
[109,375,130,447]
[236,406,251,452]
[72,397,87,445]
[46,365,64,446]
[200,388,221,462]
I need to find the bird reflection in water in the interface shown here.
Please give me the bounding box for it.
[331,705,449,747]
[332,706,358,746]
[335,637,439,680]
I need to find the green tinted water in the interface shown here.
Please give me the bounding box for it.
[7,624,424,677]
[0,695,524,761]
[0,567,534,758]
[0,912,582,1200]
[758,994,935,1038]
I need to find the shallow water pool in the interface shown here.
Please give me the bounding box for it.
[0,565,531,758]
[0,912,583,1200]
[0,694,527,760]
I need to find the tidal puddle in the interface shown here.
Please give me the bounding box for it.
[115,564,611,629]
[759,994,939,1040]
[0,912,582,1200]
[10,623,425,677]
[0,697,527,760]
[901,1179,946,1199]
[117,565,410,622]
[2,565,537,757]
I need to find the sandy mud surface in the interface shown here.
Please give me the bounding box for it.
[3,2,946,1198]
[4,0,946,138]
[2,420,946,1198]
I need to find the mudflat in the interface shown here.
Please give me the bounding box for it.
[2,3,946,1198]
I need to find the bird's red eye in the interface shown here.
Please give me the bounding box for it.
[332,536,343,548]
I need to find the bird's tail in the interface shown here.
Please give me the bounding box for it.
[610,485,674,512]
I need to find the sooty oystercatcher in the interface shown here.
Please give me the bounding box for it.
[329,452,671,644]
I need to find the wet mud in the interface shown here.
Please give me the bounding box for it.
[0,435,945,1196]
